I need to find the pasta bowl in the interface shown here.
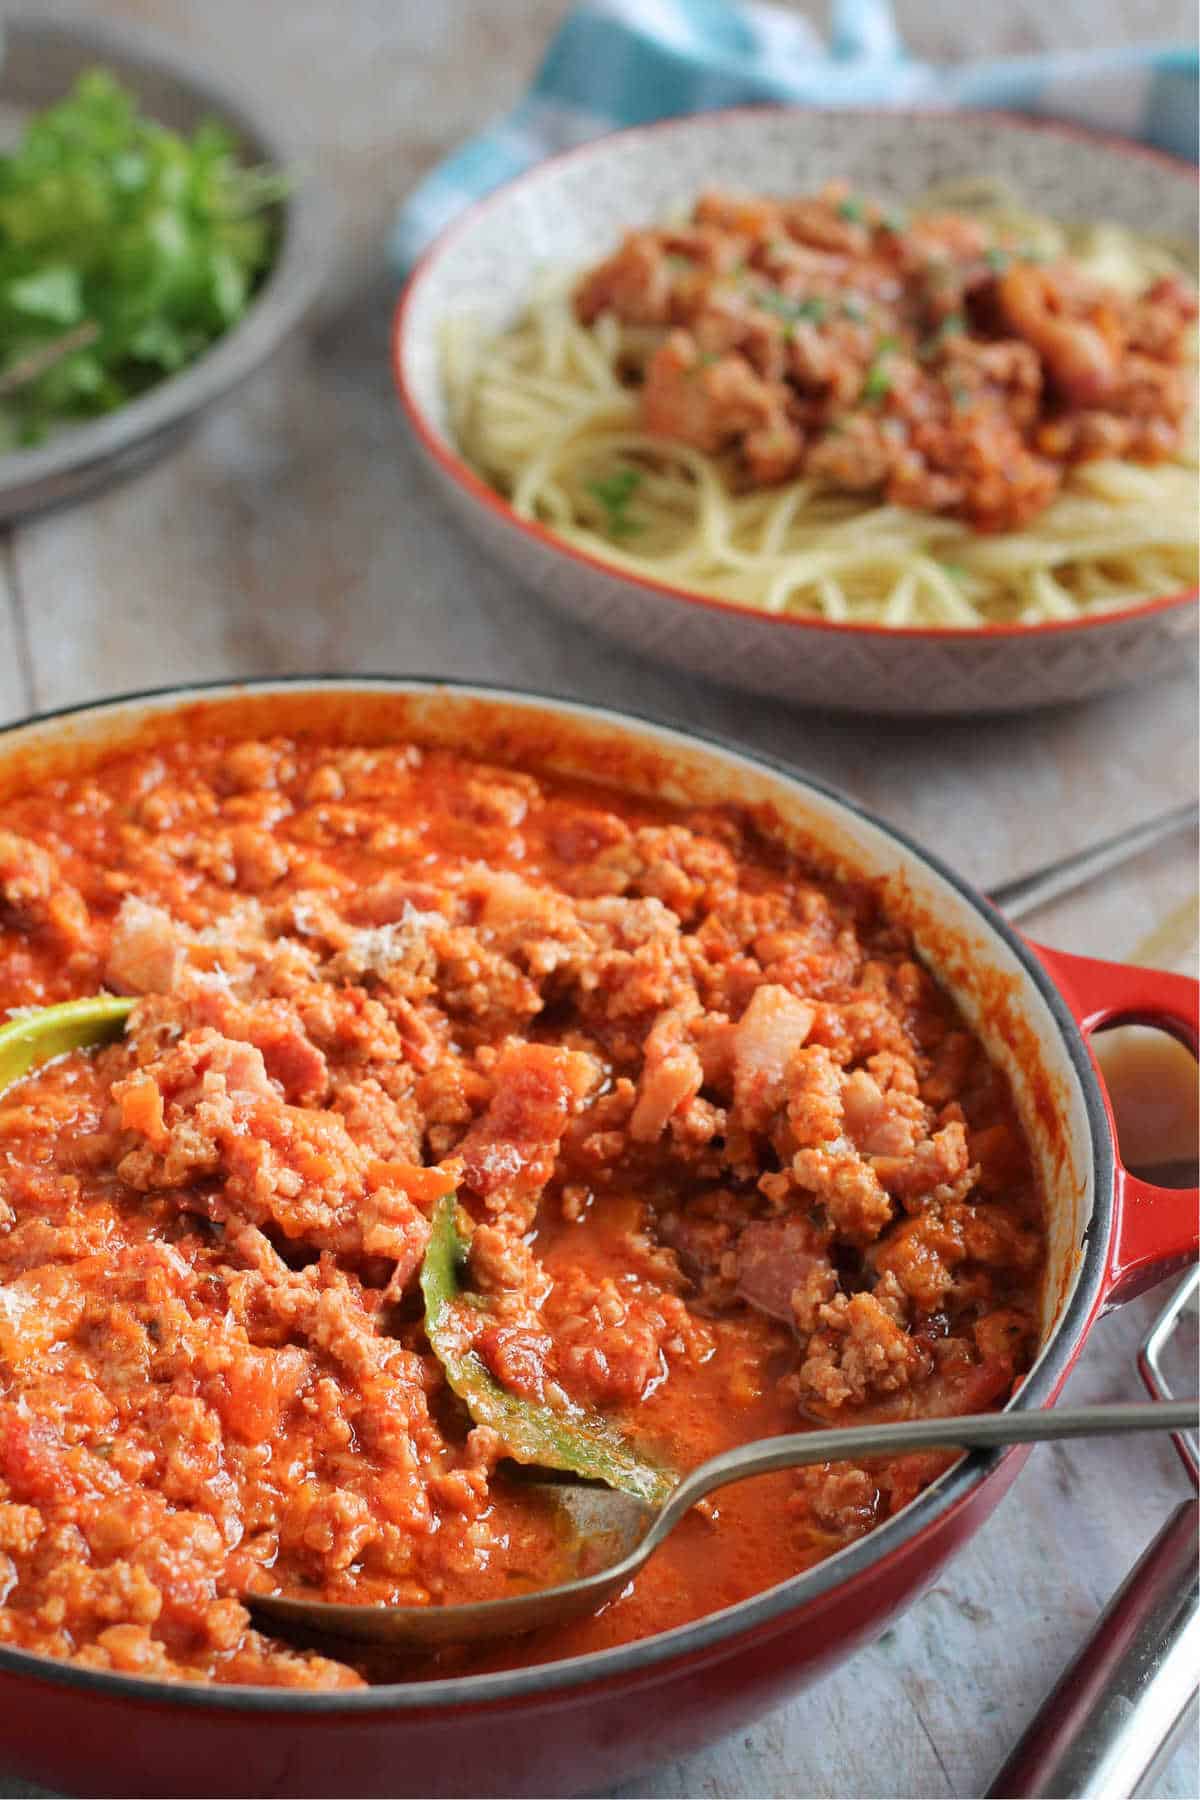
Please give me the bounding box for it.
[0,676,1194,1798]
[394,108,1198,714]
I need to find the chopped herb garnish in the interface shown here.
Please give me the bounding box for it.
[921,313,967,359]
[586,466,644,539]
[862,339,900,403]
[938,562,969,580]
[837,196,865,223]
[862,362,891,404]
[986,247,1011,274]
[757,291,827,326]
[840,296,868,323]
[881,208,908,233]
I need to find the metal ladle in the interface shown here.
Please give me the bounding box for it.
[247,1399,1198,1651]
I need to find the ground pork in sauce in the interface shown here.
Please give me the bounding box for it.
[0,736,1045,1687]
[574,184,1196,528]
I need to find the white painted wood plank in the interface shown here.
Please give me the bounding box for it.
[0,539,31,727]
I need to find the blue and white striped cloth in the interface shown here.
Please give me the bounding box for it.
[389,0,1197,272]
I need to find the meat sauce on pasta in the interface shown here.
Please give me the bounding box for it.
[574,184,1194,527]
[0,734,1044,1686]
[447,182,1197,625]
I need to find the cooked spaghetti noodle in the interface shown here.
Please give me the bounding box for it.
[445,182,1197,628]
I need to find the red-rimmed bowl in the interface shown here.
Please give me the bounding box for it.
[394,108,1198,715]
[0,676,1195,1798]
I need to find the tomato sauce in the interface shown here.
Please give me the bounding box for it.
[0,734,1044,1686]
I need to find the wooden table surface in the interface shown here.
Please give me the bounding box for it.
[2,4,1198,1796]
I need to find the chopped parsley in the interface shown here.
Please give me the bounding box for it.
[862,362,891,403]
[586,467,644,539]
[862,337,900,403]
[0,68,284,448]
[921,314,966,358]
[837,196,866,223]
[881,207,908,233]
[840,296,868,323]
[756,291,828,326]
[985,247,1011,274]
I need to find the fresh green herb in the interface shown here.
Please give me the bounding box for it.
[586,466,644,539]
[938,561,969,580]
[949,380,973,412]
[862,340,899,404]
[0,995,134,1096]
[421,1196,674,1506]
[837,196,865,223]
[756,291,827,326]
[862,368,891,402]
[881,208,908,234]
[985,247,1011,274]
[840,296,868,323]
[0,68,284,446]
[921,313,966,359]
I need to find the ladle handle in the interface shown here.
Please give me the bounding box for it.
[649,1402,1200,1544]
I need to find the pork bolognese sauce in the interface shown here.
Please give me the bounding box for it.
[0,732,1045,1686]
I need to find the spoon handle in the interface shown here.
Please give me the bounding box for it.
[990,802,1199,921]
[650,1400,1200,1543]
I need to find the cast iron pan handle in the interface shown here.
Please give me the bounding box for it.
[1032,943,1199,1310]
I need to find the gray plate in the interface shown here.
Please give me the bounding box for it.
[0,11,333,520]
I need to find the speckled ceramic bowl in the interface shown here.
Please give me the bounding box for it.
[394,107,1198,716]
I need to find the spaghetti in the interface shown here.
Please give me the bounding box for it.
[445,182,1197,628]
